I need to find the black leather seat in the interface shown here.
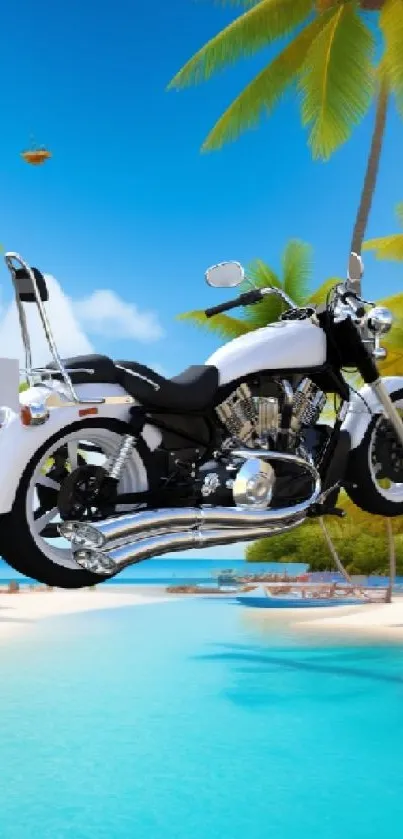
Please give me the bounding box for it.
[115,361,219,411]
[46,354,117,384]
[47,354,219,411]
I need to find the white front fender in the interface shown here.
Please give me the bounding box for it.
[0,381,162,515]
[341,376,403,450]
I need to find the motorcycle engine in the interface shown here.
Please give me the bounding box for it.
[196,377,330,509]
[215,377,327,449]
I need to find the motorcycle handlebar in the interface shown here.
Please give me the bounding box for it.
[340,291,366,320]
[205,290,263,318]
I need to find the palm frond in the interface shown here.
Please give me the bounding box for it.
[281,239,313,304]
[177,309,250,339]
[247,258,280,288]
[244,295,285,329]
[241,258,284,328]
[202,15,326,150]
[379,293,403,316]
[380,0,403,111]
[168,0,313,90]
[378,349,403,376]
[363,234,403,261]
[307,276,340,307]
[298,3,375,160]
[379,316,403,374]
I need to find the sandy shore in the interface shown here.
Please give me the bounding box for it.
[296,598,403,641]
[2,585,403,644]
[0,586,171,641]
[237,594,403,642]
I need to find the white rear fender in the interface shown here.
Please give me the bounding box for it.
[0,381,161,515]
[341,377,403,450]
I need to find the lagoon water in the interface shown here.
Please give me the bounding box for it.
[1,597,403,838]
[0,558,306,586]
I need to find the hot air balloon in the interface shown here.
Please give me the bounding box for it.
[21,138,51,166]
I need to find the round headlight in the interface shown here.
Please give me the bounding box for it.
[366,306,393,335]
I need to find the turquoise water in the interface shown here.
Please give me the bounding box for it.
[0,558,307,585]
[1,598,403,838]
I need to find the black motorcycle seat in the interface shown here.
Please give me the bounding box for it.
[46,355,219,412]
[115,360,219,411]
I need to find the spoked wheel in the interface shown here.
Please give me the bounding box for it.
[346,390,403,516]
[0,419,153,588]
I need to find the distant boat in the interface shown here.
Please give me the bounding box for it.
[236,584,363,608]
[236,595,362,609]
[216,569,240,586]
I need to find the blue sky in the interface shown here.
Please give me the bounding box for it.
[0,0,402,557]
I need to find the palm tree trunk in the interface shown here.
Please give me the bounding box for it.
[318,517,353,585]
[385,519,396,603]
[350,77,389,257]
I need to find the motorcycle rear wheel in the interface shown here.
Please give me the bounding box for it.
[0,418,153,588]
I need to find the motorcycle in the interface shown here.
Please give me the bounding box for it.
[0,250,401,589]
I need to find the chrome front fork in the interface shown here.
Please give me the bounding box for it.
[371,378,403,448]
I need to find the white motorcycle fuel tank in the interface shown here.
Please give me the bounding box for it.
[206,319,327,386]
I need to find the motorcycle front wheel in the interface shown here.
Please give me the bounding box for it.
[0,418,153,588]
[345,389,403,517]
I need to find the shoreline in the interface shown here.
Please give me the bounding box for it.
[240,597,403,642]
[295,599,403,641]
[2,583,403,644]
[0,585,174,641]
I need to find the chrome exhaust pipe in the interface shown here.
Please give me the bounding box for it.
[59,448,320,576]
[61,450,320,551]
[70,520,304,576]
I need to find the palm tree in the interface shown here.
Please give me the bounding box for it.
[179,239,337,338]
[169,0,403,256]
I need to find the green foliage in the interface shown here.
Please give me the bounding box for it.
[168,0,400,160]
[178,240,342,339]
[168,0,313,90]
[177,309,250,340]
[19,382,28,393]
[380,0,403,114]
[201,15,326,151]
[298,4,375,160]
[364,202,403,261]
[246,495,403,576]
[281,240,312,304]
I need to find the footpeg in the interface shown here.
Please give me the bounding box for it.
[308,505,345,519]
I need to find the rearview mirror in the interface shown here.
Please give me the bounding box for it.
[347,252,364,283]
[205,261,244,288]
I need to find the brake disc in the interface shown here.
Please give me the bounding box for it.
[372,417,403,482]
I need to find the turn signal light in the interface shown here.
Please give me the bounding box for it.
[20,403,49,426]
[79,406,98,417]
[20,405,33,426]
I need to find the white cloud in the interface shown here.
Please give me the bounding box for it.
[74,289,165,342]
[0,275,164,367]
[0,274,93,366]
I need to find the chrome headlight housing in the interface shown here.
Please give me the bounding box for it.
[366,306,393,335]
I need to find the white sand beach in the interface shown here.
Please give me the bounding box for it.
[0,586,170,640]
[239,595,403,642]
[3,585,403,644]
[296,598,403,641]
